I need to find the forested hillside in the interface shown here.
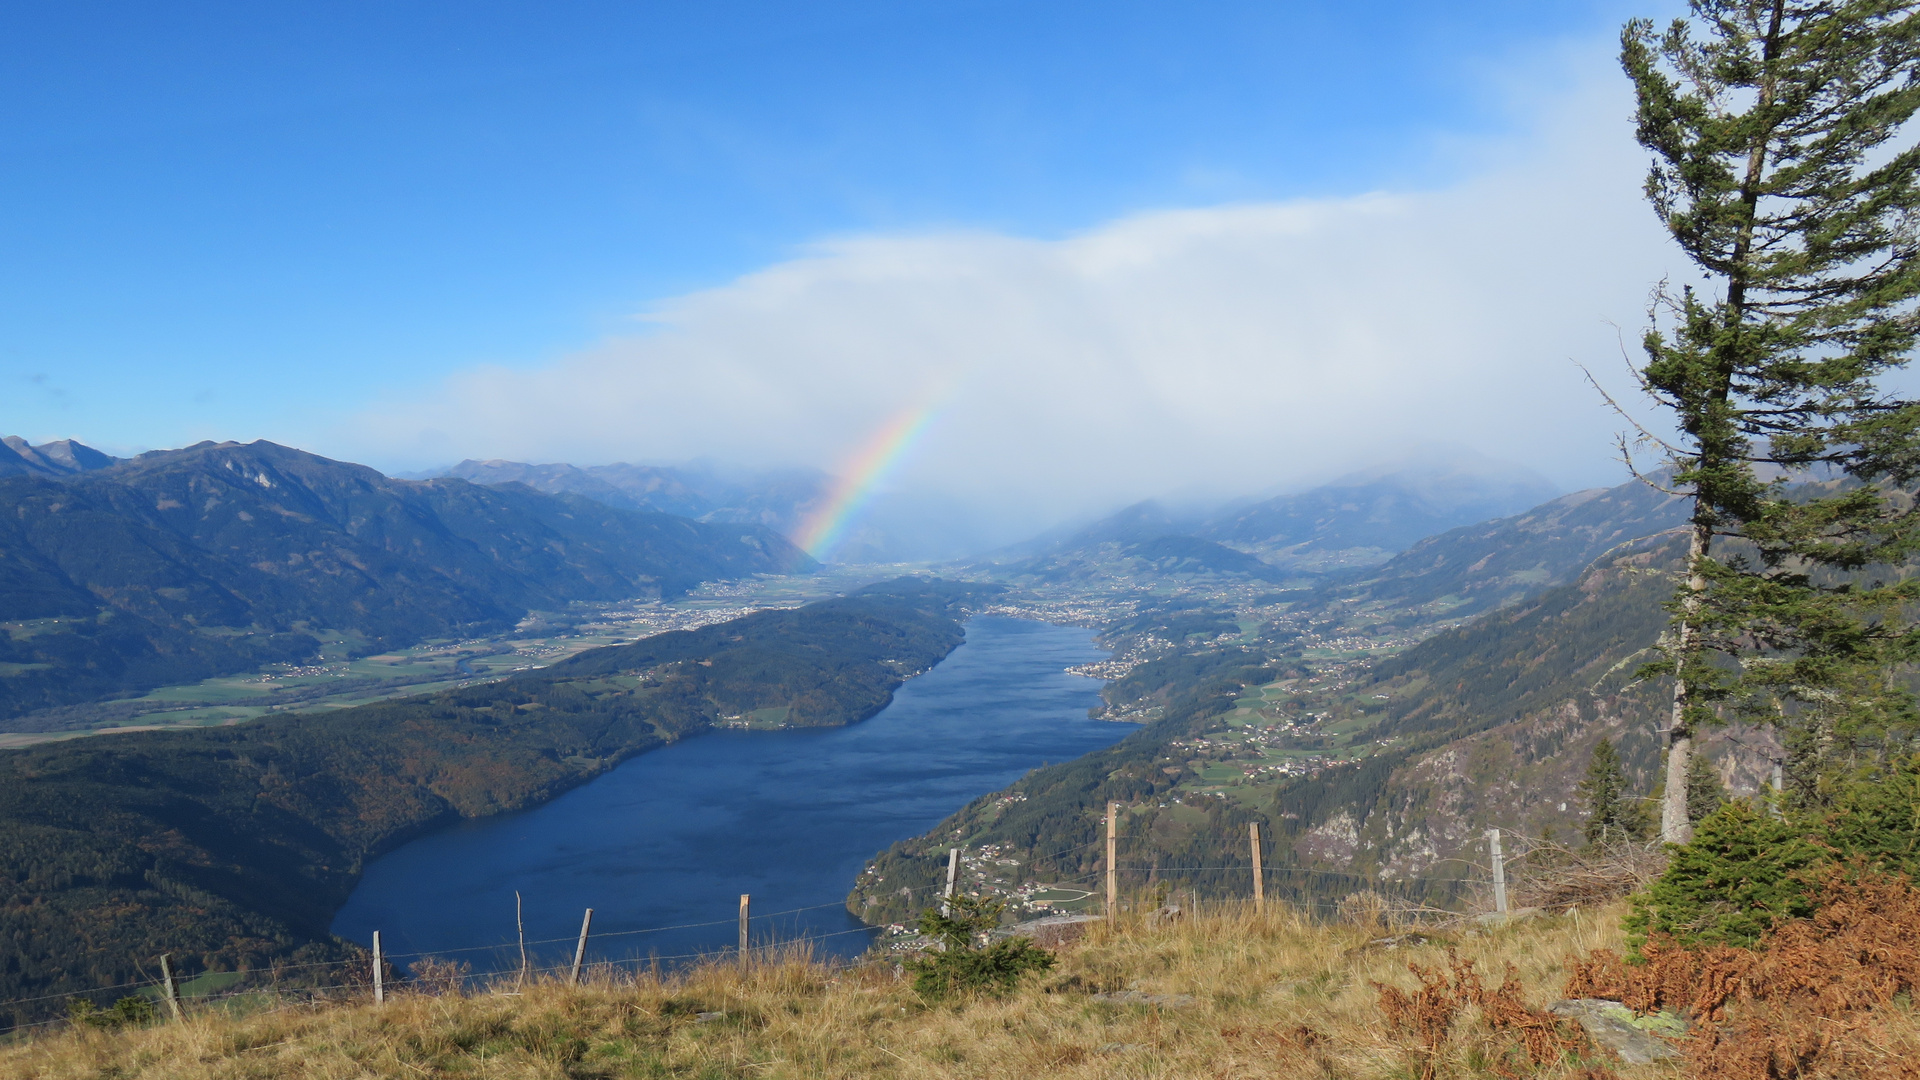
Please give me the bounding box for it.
[1314,475,1688,624]
[850,534,1771,924]
[0,579,985,1026]
[0,441,811,718]
[1200,461,1557,569]
[1006,532,1289,585]
[849,646,1295,926]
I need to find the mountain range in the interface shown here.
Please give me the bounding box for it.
[1316,473,1688,622]
[435,458,828,534]
[1202,455,1562,571]
[0,431,1729,1015]
[0,439,810,719]
[989,456,1573,587]
[0,436,117,477]
[0,434,1710,967]
[432,459,1002,563]
[427,449,1564,572]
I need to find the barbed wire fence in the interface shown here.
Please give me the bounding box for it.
[1,812,1512,1038]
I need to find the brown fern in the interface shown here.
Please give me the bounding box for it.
[1376,950,1586,1079]
[1562,868,1920,1078]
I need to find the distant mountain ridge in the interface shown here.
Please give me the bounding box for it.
[0,441,812,719]
[1316,474,1689,624]
[988,456,1568,586]
[437,458,828,536]
[1199,459,1561,572]
[0,436,117,477]
[992,506,1290,585]
[435,458,1002,563]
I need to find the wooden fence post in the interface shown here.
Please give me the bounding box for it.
[515,891,529,989]
[158,953,182,1022]
[372,931,385,1005]
[1249,822,1265,915]
[942,847,959,915]
[1488,828,1508,916]
[569,908,594,985]
[1105,801,1118,918]
[738,894,750,973]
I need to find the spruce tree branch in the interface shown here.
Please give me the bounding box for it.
[1581,359,1676,455]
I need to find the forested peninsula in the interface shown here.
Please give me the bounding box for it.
[0,578,992,1027]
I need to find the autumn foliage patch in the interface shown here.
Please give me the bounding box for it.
[1374,951,1590,1080]
[1566,869,1920,1079]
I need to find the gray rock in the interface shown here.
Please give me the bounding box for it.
[694,1011,726,1023]
[1549,998,1685,1065]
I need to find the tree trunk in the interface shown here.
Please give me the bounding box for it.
[1662,519,1709,843]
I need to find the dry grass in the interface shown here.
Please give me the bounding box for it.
[0,903,1724,1079]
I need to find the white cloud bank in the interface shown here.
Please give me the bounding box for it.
[343,54,1683,542]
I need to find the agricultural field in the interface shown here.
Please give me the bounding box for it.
[0,565,910,746]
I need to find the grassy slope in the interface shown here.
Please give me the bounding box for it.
[0,580,989,1025]
[0,902,1688,1080]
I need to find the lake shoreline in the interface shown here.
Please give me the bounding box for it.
[329,616,1128,972]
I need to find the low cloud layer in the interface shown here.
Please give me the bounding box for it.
[343,56,1682,541]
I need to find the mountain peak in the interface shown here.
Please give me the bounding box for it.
[0,435,117,477]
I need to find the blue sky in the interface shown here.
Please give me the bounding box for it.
[4,2,1657,445]
[3,1,1692,537]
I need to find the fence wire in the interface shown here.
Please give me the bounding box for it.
[2,830,1496,1036]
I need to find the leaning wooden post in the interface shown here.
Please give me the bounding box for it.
[515,891,529,989]
[158,953,182,1021]
[1105,801,1118,918]
[1249,822,1265,915]
[941,847,959,915]
[1488,828,1509,916]
[569,908,594,986]
[371,931,385,1005]
[737,894,750,973]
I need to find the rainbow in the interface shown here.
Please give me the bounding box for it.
[795,403,939,560]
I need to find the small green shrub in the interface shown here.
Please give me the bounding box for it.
[66,995,157,1028]
[1630,799,1822,950]
[905,894,1054,999]
[1817,756,1920,875]
[1629,756,1920,953]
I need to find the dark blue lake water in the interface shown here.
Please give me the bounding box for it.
[329,616,1130,973]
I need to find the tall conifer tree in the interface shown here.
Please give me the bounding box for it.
[1580,738,1652,844]
[1621,1,1920,841]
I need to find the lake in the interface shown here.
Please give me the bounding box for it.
[329,616,1132,973]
